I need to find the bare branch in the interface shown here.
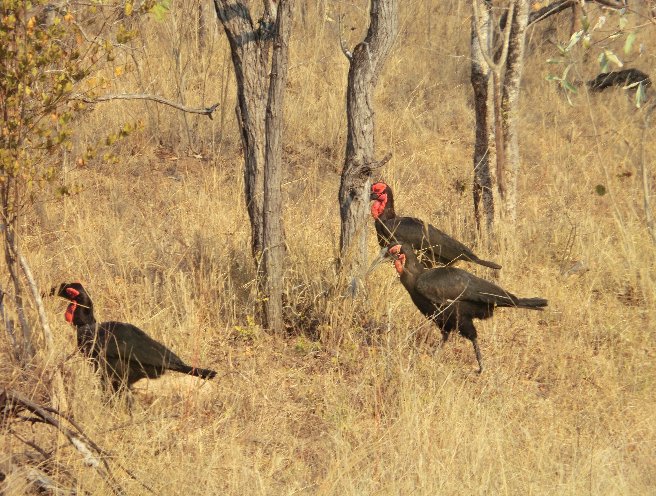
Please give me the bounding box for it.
[2,389,125,496]
[528,0,577,27]
[73,94,220,119]
[367,152,392,172]
[347,152,393,178]
[593,0,626,9]
[16,251,68,411]
[503,0,627,29]
[17,253,53,350]
[338,15,353,60]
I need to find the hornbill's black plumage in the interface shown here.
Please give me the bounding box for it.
[53,282,216,391]
[370,182,501,269]
[386,245,547,372]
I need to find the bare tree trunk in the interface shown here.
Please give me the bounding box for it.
[198,0,207,52]
[640,104,656,244]
[338,0,398,292]
[2,184,33,361]
[471,0,495,235]
[263,0,293,332]
[0,288,18,360]
[214,0,275,259]
[500,0,529,223]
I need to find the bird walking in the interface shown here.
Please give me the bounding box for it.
[386,245,547,372]
[370,182,501,269]
[53,282,216,391]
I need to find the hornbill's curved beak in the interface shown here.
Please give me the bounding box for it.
[366,246,392,275]
[43,283,66,299]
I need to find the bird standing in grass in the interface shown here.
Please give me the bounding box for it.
[370,182,501,269]
[386,245,547,373]
[54,282,216,391]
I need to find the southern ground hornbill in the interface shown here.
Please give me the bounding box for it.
[386,245,547,372]
[54,282,216,391]
[370,182,501,269]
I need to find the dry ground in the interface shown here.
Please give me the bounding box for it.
[1,1,655,494]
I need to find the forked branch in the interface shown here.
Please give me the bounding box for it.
[473,0,514,72]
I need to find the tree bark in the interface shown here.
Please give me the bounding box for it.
[214,0,275,259]
[338,0,398,292]
[471,0,495,235]
[500,0,529,223]
[1,183,33,361]
[263,0,292,332]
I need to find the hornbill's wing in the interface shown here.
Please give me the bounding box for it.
[99,322,186,368]
[415,268,517,307]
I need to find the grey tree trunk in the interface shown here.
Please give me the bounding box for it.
[263,0,293,332]
[500,0,529,223]
[338,0,398,291]
[470,0,495,235]
[214,0,275,259]
[1,184,33,361]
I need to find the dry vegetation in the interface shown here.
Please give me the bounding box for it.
[2,1,655,494]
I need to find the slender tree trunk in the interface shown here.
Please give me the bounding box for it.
[214,0,275,259]
[640,105,656,244]
[500,0,529,223]
[471,0,495,235]
[263,0,292,332]
[338,0,398,291]
[2,183,33,361]
[198,0,207,52]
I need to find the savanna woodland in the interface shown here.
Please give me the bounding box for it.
[1,0,655,494]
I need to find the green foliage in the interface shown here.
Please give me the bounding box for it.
[0,0,89,198]
[545,9,648,110]
[232,315,262,343]
[0,1,150,210]
[149,0,171,22]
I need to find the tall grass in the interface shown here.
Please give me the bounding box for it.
[1,1,654,494]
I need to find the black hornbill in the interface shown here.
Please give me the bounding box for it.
[53,282,216,391]
[386,245,547,372]
[370,182,501,269]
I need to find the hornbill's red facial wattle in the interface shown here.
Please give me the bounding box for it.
[52,282,88,325]
[64,287,80,323]
[388,244,406,274]
[370,182,389,219]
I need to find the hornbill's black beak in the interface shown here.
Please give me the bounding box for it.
[366,246,392,275]
[43,283,66,299]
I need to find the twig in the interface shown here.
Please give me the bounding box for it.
[3,389,125,496]
[72,94,220,119]
[338,15,353,60]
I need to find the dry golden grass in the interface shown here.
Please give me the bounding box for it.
[1,1,655,494]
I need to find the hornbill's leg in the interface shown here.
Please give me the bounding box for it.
[471,338,484,374]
